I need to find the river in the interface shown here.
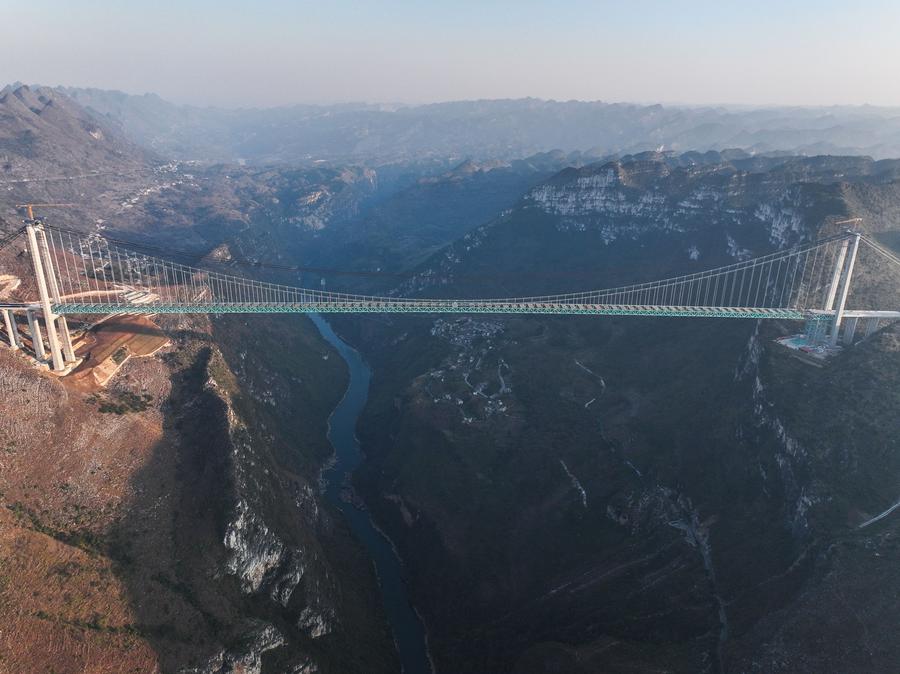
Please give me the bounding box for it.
[310,314,432,674]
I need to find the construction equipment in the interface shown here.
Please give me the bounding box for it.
[15,203,76,221]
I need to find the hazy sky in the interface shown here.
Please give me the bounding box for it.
[3,0,900,108]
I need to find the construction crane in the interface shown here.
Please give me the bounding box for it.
[834,217,864,230]
[15,203,76,222]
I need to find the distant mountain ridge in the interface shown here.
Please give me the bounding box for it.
[0,84,168,234]
[0,84,152,176]
[57,86,900,164]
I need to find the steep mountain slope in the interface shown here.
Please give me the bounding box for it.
[0,313,397,673]
[61,87,900,163]
[0,82,415,674]
[0,84,176,235]
[6,78,900,674]
[0,84,150,176]
[302,152,597,289]
[103,152,591,297]
[62,87,240,161]
[338,154,900,673]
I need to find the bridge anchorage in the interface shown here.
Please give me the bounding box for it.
[0,221,898,371]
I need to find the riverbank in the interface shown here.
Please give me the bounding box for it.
[310,314,433,674]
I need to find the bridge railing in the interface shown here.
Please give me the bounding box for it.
[36,226,880,317]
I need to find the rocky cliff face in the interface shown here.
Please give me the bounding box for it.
[340,153,900,673]
[0,312,397,674]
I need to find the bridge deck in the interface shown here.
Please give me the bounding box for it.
[53,302,809,319]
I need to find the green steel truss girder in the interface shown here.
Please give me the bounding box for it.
[53,303,808,320]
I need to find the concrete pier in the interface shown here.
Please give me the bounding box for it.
[841,316,859,345]
[865,317,881,338]
[2,309,20,350]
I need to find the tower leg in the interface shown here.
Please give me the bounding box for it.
[58,316,76,362]
[26,309,46,360]
[824,238,849,312]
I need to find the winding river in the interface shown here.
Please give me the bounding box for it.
[310,314,432,674]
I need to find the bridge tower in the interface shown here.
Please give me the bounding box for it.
[34,224,76,364]
[827,231,862,347]
[24,221,75,371]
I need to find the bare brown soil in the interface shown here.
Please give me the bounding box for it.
[68,315,169,390]
[0,344,170,673]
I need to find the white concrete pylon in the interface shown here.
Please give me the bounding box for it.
[824,237,850,311]
[2,309,19,350]
[25,224,64,370]
[57,316,76,363]
[829,233,861,347]
[26,309,46,360]
[35,227,76,363]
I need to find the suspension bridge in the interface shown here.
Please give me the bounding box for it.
[0,222,899,371]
